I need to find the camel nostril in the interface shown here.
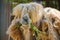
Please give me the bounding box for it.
[21,15,29,25]
[23,19,28,22]
[21,13,31,25]
[23,17,28,22]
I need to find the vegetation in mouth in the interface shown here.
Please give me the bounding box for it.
[30,23,47,40]
[17,22,47,40]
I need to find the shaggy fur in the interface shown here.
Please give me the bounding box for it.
[6,3,60,40]
[6,2,44,40]
[44,7,60,40]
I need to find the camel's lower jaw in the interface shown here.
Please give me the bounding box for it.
[20,25,31,40]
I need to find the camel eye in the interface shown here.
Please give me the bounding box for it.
[47,9,50,12]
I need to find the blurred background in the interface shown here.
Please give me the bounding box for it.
[0,0,60,40]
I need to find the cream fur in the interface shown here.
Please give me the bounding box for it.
[6,3,60,40]
[44,7,60,40]
[6,2,44,40]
